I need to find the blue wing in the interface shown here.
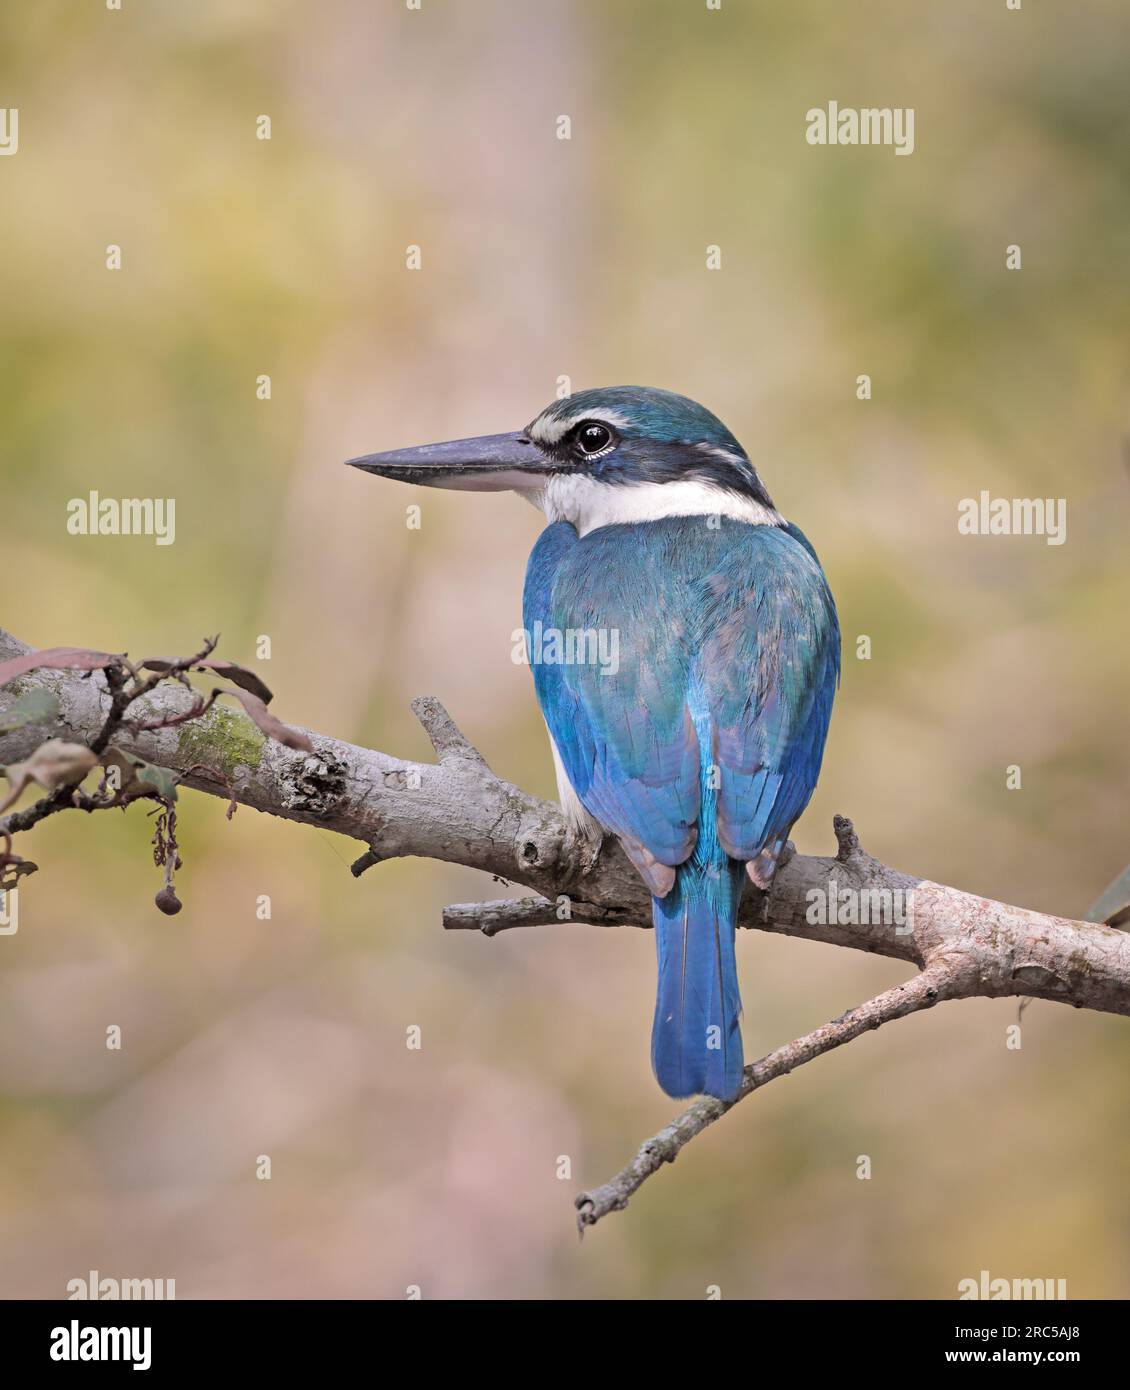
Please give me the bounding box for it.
[522,516,839,887]
[700,520,840,883]
[522,520,701,889]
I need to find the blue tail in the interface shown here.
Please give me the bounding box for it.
[651,853,746,1101]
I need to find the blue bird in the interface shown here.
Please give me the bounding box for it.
[349,386,839,1101]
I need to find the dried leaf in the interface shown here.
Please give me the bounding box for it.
[0,858,37,890]
[0,688,60,733]
[1087,863,1130,929]
[0,739,99,813]
[100,747,180,803]
[141,657,274,705]
[0,647,123,686]
[226,689,313,752]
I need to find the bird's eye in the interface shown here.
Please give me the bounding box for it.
[575,421,614,455]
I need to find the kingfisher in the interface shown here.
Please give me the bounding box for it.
[349,387,839,1101]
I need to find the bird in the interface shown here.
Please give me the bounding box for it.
[348,386,839,1101]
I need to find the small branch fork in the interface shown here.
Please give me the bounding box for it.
[2,626,1128,1231]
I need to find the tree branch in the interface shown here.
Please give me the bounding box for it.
[443,896,645,935]
[3,625,1128,1227]
[575,961,955,1231]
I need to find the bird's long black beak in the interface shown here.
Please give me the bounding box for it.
[346,431,552,492]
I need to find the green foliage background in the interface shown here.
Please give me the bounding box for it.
[0,0,1128,1297]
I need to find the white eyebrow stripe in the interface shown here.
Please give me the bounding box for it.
[694,441,749,467]
[527,407,636,446]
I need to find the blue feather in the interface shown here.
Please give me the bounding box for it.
[652,673,745,1099]
[652,861,746,1101]
[523,515,839,1101]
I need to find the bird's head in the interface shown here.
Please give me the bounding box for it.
[348,386,782,534]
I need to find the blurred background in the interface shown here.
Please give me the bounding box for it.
[1,0,1129,1299]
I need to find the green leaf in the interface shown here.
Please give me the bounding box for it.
[0,688,60,733]
[101,747,180,802]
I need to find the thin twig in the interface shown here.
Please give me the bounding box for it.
[443,895,646,935]
[574,962,956,1233]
